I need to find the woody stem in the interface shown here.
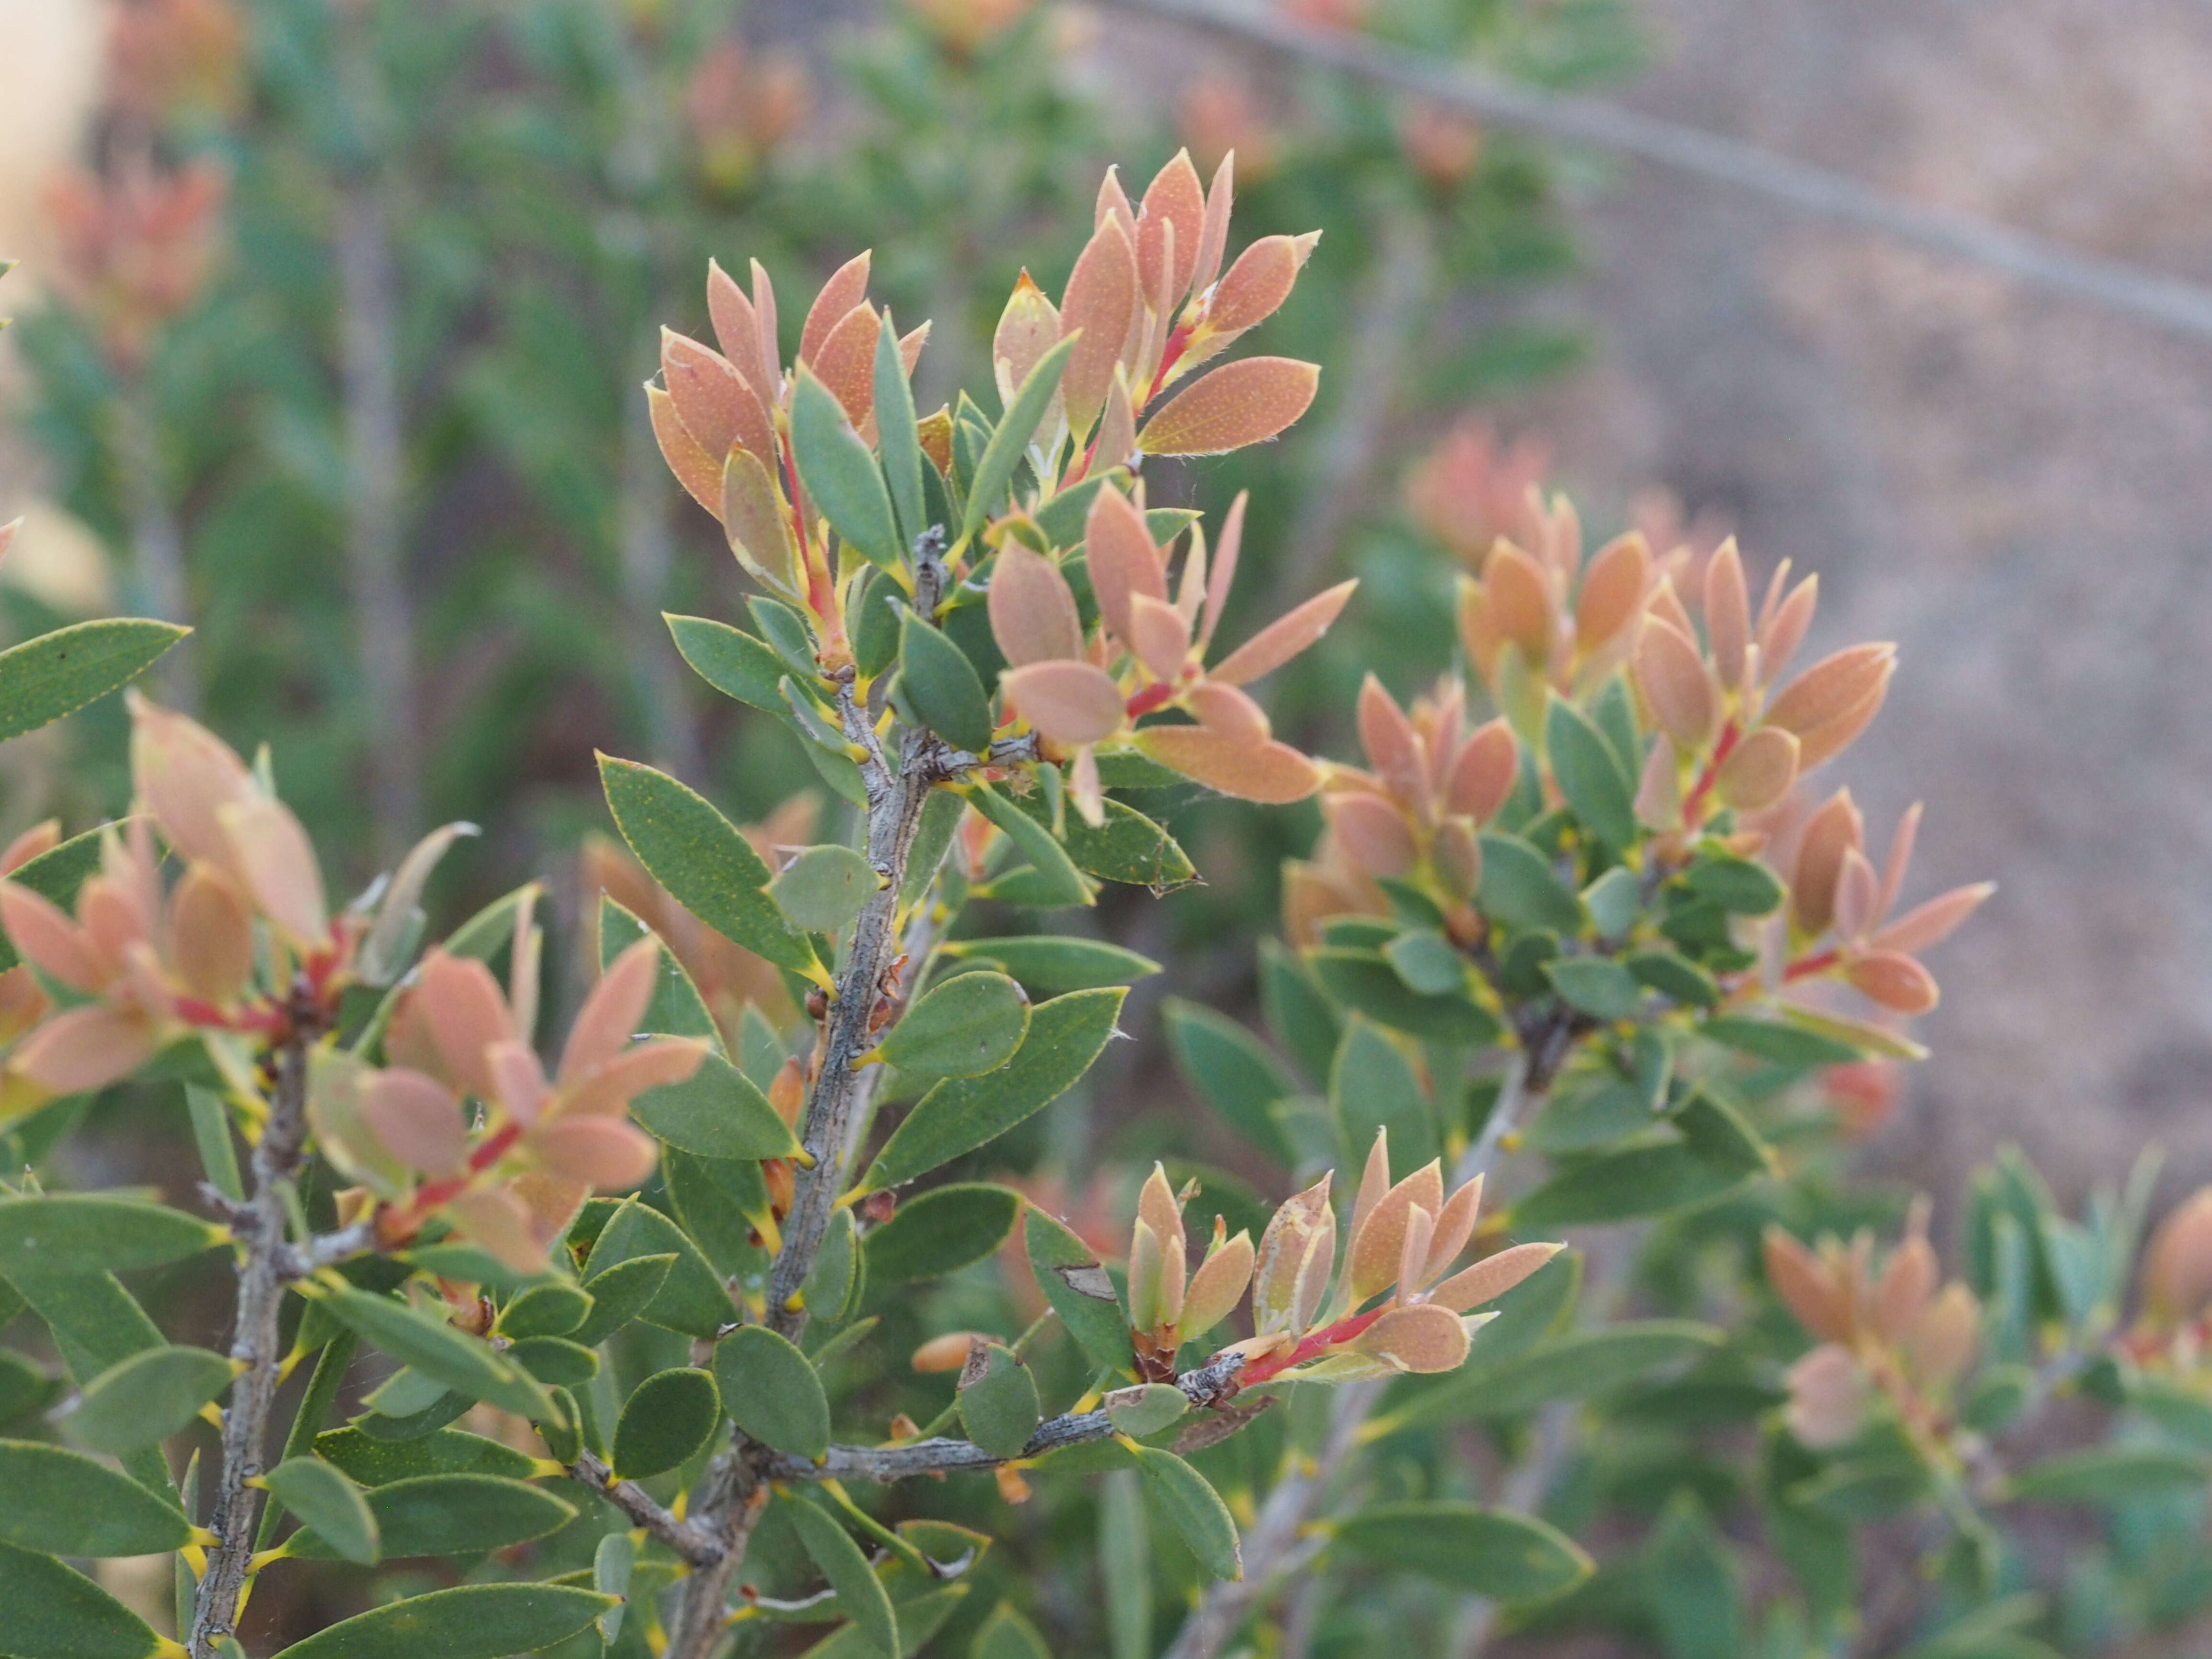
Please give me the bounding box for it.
[189,1015,314,1657]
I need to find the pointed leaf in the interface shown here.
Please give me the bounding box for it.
[0,619,190,744]
[945,936,1159,994]
[0,1194,224,1275]
[0,1541,163,1659]
[0,825,105,973]
[571,1252,676,1347]
[0,1439,192,1556]
[1025,1207,1131,1375]
[792,371,903,571]
[1545,697,1637,852]
[67,1344,233,1453]
[1131,1444,1241,1579]
[791,1499,900,1659]
[314,1284,549,1418]
[582,1202,731,1338]
[598,755,818,974]
[631,1048,802,1161]
[269,1584,616,1659]
[970,783,1090,907]
[876,313,927,549]
[1331,1502,1590,1600]
[962,336,1079,540]
[668,616,789,713]
[1137,358,1319,456]
[900,614,995,755]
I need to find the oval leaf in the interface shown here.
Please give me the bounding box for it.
[957,1343,1040,1460]
[900,614,995,756]
[866,1183,1022,1282]
[881,972,1029,1079]
[1136,358,1319,456]
[496,1282,591,1342]
[1131,1444,1241,1580]
[613,1368,721,1481]
[292,1473,575,1560]
[948,937,1160,994]
[266,1456,380,1565]
[314,1284,548,1419]
[771,845,881,934]
[714,1324,830,1461]
[631,1049,803,1162]
[792,370,904,572]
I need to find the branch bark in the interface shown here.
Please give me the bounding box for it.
[188,1012,317,1657]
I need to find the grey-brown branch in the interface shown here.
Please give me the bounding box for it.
[189,1019,315,1657]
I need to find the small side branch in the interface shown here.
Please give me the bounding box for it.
[568,1450,725,1568]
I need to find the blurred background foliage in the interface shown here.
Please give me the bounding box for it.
[2,0,1635,1004]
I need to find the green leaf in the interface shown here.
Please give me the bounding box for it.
[1544,957,1643,1020]
[632,1049,802,1162]
[1383,930,1467,997]
[582,1201,731,1338]
[508,1336,598,1387]
[1008,792,1196,890]
[750,595,820,678]
[861,988,1125,1191]
[1260,938,1341,1086]
[791,1499,900,1659]
[803,1207,862,1322]
[184,1085,244,1203]
[613,1368,720,1480]
[793,369,904,571]
[1699,1016,1859,1067]
[1100,1469,1151,1659]
[866,1183,1022,1281]
[1512,1143,1753,1228]
[668,615,788,713]
[0,825,105,972]
[571,1252,676,1347]
[882,972,1030,1078]
[958,1343,1040,1459]
[595,1531,635,1641]
[496,1282,591,1341]
[292,1473,575,1560]
[1647,1493,1744,1659]
[0,1349,53,1425]
[598,897,722,1047]
[1025,1207,1130,1375]
[949,936,1159,994]
[313,1284,549,1418]
[962,336,1078,539]
[970,783,1089,907]
[901,787,966,907]
[714,1325,830,1461]
[0,618,189,745]
[598,755,818,974]
[852,570,903,678]
[269,1583,616,1659]
[1332,1502,1590,1600]
[1583,865,1642,938]
[0,1194,225,1276]
[0,1438,192,1556]
[1331,1018,1436,1178]
[876,313,927,549]
[1478,833,1586,933]
[266,1457,380,1565]
[772,845,881,933]
[2006,1445,2212,1503]
[1308,949,1501,1045]
[1545,696,1636,852]
[312,1426,537,1486]
[1162,998,1295,1163]
[1673,1089,1773,1178]
[1406,1322,1722,1426]
[1628,950,1720,1008]
[973,1603,1052,1659]
[1684,854,1786,915]
[1105,1383,1188,1439]
[0,1540,164,1659]
[1131,1444,1241,1580]
[67,1344,233,1453]
[900,613,995,754]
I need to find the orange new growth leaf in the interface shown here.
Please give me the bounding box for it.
[1137,357,1319,456]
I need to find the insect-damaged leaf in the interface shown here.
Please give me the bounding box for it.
[1025,1206,1131,1375]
